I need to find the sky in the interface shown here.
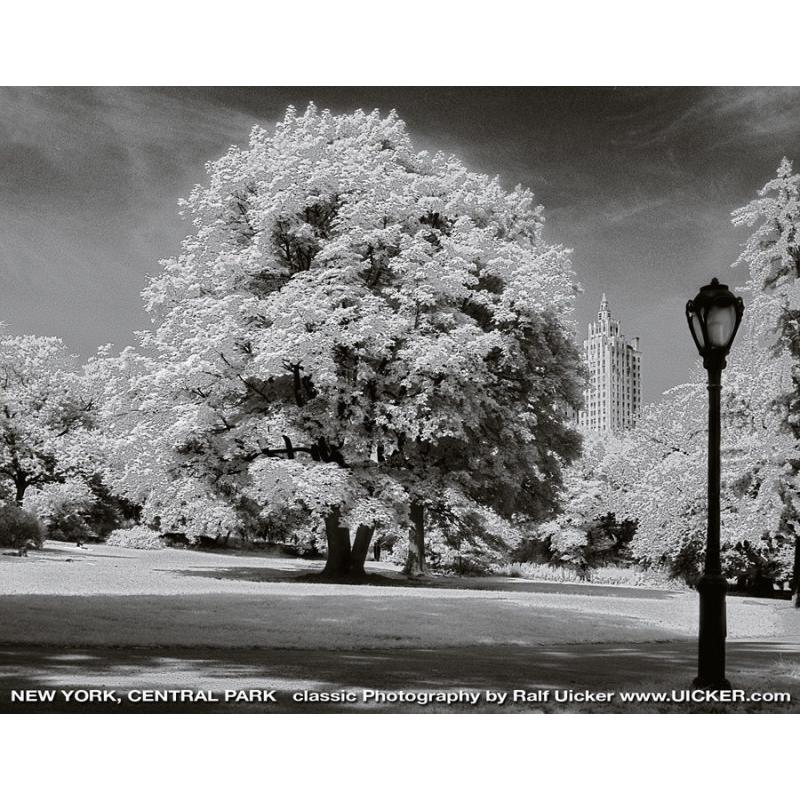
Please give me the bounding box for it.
[1,86,799,402]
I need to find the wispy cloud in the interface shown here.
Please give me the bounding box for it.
[0,87,261,204]
[602,196,671,225]
[614,87,800,151]
[0,88,265,349]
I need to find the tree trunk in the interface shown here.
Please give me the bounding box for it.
[14,478,26,506]
[373,542,381,562]
[793,535,800,609]
[403,501,427,577]
[321,507,352,578]
[349,525,374,578]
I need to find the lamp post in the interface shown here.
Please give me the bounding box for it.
[686,277,745,689]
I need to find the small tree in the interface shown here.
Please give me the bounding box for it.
[0,334,97,506]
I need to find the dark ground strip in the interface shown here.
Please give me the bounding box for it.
[0,640,796,713]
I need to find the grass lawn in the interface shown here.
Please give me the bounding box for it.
[0,542,797,713]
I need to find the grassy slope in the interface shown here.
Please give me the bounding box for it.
[0,542,797,713]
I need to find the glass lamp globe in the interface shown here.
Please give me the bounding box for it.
[686,278,744,365]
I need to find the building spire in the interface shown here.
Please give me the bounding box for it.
[598,293,610,320]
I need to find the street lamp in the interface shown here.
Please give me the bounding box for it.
[686,277,745,689]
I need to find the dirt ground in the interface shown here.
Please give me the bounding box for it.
[0,542,797,713]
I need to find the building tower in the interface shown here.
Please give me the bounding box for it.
[578,294,641,432]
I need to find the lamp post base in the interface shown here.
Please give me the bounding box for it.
[693,573,730,689]
[692,676,732,690]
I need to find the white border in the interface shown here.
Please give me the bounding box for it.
[4,714,796,797]
[1,2,798,793]
[1,1,799,85]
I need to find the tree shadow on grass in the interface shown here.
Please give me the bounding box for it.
[166,566,406,588]
[166,565,681,599]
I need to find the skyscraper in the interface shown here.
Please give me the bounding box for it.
[578,294,641,432]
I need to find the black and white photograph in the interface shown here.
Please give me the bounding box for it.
[1,83,798,718]
[9,3,800,794]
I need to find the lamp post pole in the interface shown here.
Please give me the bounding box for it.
[694,360,730,689]
[686,277,744,690]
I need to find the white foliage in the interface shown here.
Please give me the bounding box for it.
[0,333,98,503]
[96,104,583,542]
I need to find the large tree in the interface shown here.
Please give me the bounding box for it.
[732,157,800,603]
[129,104,583,578]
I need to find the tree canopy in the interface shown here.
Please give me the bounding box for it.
[0,333,96,505]
[99,104,584,576]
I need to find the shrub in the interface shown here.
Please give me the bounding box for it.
[23,479,139,543]
[105,525,166,550]
[47,513,93,544]
[509,535,553,564]
[0,504,47,550]
[585,513,637,566]
[494,561,686,589]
